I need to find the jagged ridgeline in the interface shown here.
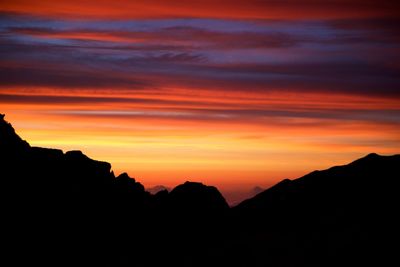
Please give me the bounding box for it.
[1,114,399,266]
[0,114,228,213]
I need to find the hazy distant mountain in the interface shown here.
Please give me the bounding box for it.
[250,185,264,196]
[1,113,398,266]
[146,185,171,194]
[224,185,265,206]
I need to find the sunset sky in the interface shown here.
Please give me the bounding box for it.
[1,1,400,203]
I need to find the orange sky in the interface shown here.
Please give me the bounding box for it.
[1,0,400,204]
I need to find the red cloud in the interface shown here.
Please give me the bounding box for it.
[1,0,399,19]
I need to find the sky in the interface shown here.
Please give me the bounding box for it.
[1,1,400,204]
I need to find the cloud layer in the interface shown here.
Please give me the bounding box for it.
[1,1,400,201]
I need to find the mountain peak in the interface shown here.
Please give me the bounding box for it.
[358,152,380,161]
[365,152,379,158]
[0,114,30,153]
[169,181,229,212]
[349,152,385,166]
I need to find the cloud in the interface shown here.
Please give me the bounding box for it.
[1,1,399,19]
[2,91,399,126]
[5,25,300,50]
[32,106,400,126]
[1,13,400,98]
[0,65,149,89]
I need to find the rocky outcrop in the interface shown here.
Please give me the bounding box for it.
[168,181,229,213]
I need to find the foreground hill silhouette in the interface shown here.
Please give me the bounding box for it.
[1,114,398,266]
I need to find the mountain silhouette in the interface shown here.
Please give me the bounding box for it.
[168,181,229,212]
[0,114,229,265]
[235,152,399,220]
[1,114,398,266]
[231,152,399,266]
[146,185,171,195]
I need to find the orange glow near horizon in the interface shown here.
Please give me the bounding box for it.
[2,87,400,198]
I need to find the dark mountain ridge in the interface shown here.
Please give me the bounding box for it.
[1,114,398,266]
[236,152,399,215]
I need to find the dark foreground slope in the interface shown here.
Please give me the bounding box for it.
[1,114,398,266]
[232,153,400,266]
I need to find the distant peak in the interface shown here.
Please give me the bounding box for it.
[350,153,383,166]
[365,153,379,158]
[146,185,170,195]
